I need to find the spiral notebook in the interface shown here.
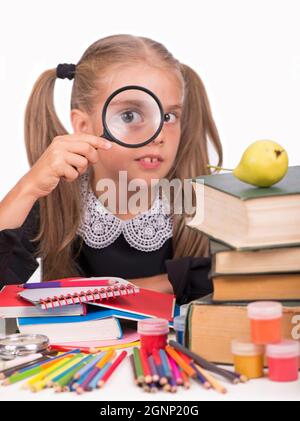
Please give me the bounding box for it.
[18,277,140,310]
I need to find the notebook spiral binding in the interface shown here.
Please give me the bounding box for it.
[39,284,139,310]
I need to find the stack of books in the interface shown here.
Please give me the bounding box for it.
[185,165,300,364]
[0,277,178,350]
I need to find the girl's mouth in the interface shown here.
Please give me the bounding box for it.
[135,155,164,170]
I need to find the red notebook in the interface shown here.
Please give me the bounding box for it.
[88,287,177,322]
[0,285,86,318]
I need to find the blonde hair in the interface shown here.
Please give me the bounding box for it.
[24,34,223,281]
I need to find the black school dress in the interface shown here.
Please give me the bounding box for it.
[0,172,212,304]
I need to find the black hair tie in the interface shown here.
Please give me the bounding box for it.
[56,63,76,80]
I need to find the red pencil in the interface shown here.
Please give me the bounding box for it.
[23,278,118,289]
[98,351,127,388]
[139,349,152,384]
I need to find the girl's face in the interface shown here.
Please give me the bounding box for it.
[74,64,184,186]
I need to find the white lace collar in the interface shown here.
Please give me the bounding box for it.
[77,172,173,252]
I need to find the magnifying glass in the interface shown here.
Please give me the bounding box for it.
[0,334,49,360]
[101,85,165,148]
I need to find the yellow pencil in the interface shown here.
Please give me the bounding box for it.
[95,349,116,368]
[90,341,140,353]
[31,355,85,392]
[195,364,227,394]
[26,355,82,390]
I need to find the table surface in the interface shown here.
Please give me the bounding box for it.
[1,348,300,402]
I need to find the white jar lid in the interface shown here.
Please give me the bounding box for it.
[231,339,264,356]
[266,340,300,359]
[247,301,283,320]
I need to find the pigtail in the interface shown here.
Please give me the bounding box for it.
[171,63,223,258]
[24,69,82,281]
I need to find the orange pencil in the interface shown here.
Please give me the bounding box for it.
[98,351,127,388]
[176,350,193,365]
[165,346,196,377]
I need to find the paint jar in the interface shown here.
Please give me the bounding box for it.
[247,301,282,344]
[266,340,300,382]
[137,318,169,356]
[173,316,185,345]
[231,339,264,379]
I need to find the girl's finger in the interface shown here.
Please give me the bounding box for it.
[65,152,89,175]
[61,165,80,182]
[62,134,112,150]
[64,141,100,164]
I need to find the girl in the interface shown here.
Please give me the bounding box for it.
[0,34,222,304]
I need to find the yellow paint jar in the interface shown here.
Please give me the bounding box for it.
[231,339,264,379]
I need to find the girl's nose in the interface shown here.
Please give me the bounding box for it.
[151,131,165,146]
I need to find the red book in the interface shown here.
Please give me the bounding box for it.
[0,285,86,318]
[88,288,177,322]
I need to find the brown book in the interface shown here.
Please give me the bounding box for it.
[211,273,300,301]
[210,239,300,275]
[186,295,300,365]
[188,166,300,250]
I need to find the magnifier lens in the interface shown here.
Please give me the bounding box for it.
[104,89,162,146]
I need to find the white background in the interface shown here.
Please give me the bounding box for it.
[1,0,300,200]
[0,1,300,399]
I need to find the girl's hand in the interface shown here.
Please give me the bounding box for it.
[22,134,112,199]
[129,273,173,294]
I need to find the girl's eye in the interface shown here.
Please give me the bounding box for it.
[120,110,143,124]
[164,112,179,124]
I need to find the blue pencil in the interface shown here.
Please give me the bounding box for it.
[73,352,105,379]
[159,349,172,379]
[87,362,112,390]
[51,354,93,384]
[148,355,159,383]
[190,362,211,389]
[70,369,93,391]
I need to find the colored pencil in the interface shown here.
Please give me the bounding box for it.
[0,353,44,373]
[51,355,93,390]
[76,349,115,393]
[139,349,152,384]
[133,348,144,384]
[51,340,140,354]
[25,354,81,388]
[30,355,84,392]
[98,351,127,388]
[6,351,79,386]
[195,364,227,394]
[129,354,139,386]
[159,349,172,379]
[23,279,117,289]
[169,340,240,384]
[167,355,183,385]
[190,362,211,389]
[73,352,105,379]
[148,355,159,383]
[168,373,177,393]
[152,349,168,385]
[179,367,190,389]
[87,362,112,390]
[165,346,196,377]
[0,356,50,380]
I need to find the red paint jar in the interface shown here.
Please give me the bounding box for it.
[138,318,169,356]
[266,340,300,382]
[247,301,282,344]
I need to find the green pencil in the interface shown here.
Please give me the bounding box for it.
[133,348,144,385]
